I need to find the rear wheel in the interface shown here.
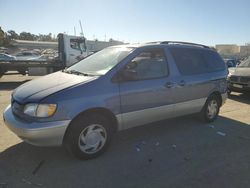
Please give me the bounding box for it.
[18,68,27,75]
[0,68,4,78]
[18,71,26,75]
[64,114,114,160]
[201,95,220,122]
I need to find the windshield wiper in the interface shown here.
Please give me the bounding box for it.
[63,69,95,76]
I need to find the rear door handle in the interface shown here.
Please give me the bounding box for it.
[179,80,185,86]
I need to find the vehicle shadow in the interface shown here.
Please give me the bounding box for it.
[1,115,250,187]
[0,80,30,91]
[228,92,250,104]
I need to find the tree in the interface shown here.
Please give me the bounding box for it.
[0,27,10,46]
[38,33,53,41]
[2,28,57,43]
[19,32,37,41]
[7,30,19,40]
[0,27,5,46]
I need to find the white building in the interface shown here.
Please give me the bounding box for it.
[11,38,123,52]
[215,44,240,56]
[216,44,250,58]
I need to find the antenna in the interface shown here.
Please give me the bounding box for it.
[74,26,76,36]
[79,20,84,37]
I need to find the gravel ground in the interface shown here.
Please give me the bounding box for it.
[0,74,250,188]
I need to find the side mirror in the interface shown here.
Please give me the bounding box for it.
[112,61,139,82]
[121,69,138,81]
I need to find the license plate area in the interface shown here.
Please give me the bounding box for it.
[233,84,243,88]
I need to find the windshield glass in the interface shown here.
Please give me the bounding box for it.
[67,47,133,75]
[238,57,250,67]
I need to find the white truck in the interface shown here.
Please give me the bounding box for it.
[0,34,92,77]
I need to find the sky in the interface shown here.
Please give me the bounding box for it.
[0,0,249,46]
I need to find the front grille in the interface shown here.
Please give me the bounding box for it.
[240,77,250,83]
[230,76,239,82]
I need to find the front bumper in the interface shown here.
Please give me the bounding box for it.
[3,105,70,146]
[228,83,250,92]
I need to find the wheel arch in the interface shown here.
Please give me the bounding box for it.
[63,107,118,144]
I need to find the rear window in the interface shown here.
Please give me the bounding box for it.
[170,47,225,75]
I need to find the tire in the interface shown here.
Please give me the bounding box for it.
[200,95,220,122]
[18,69,26,75]
[0,68,4,78]
[64,114,114,160]
[18,71,26,75]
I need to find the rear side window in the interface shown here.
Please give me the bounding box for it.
[203,50,226,71]
[170,48,225,75]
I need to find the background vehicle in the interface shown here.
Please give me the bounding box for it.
[227,57,250,94]
[224,58,237,68]
[0,53,16,61]
[27,55,51,61]
[15,51,40,60]
[0,34,114,77]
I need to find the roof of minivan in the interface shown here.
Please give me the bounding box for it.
[112,41,212,50]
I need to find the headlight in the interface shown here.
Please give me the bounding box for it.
[227,72,232,81]
[23,103,57,117]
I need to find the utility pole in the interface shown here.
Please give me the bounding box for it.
[79,20,84,37]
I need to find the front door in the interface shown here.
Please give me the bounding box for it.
[118,48,175,130]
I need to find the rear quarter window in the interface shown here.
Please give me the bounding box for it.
[169,47,225,75]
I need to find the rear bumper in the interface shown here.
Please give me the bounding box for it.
[3,105,70,146]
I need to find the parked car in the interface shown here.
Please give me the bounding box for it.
[15,51,40,60]
[227,56,250,94]
[27,55,48,61]
[0,53,16,61]
[224,59,237,68]
[3,42,228,160]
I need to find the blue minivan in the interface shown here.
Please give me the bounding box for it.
[3,42,228,159]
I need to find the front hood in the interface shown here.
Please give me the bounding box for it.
[13,71,98,104]
[229,67,250,77]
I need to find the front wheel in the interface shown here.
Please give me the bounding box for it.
[64,114,114,160]
[201,95,220,122]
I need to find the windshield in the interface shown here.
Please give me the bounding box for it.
[67,47,133,75]
[238,57,250,67]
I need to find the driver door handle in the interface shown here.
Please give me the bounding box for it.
[165,82,174,88]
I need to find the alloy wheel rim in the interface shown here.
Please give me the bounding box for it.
[78,124,107,154]
[207,99,218,119]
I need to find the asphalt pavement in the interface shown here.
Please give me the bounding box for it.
[0,74,250,188]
